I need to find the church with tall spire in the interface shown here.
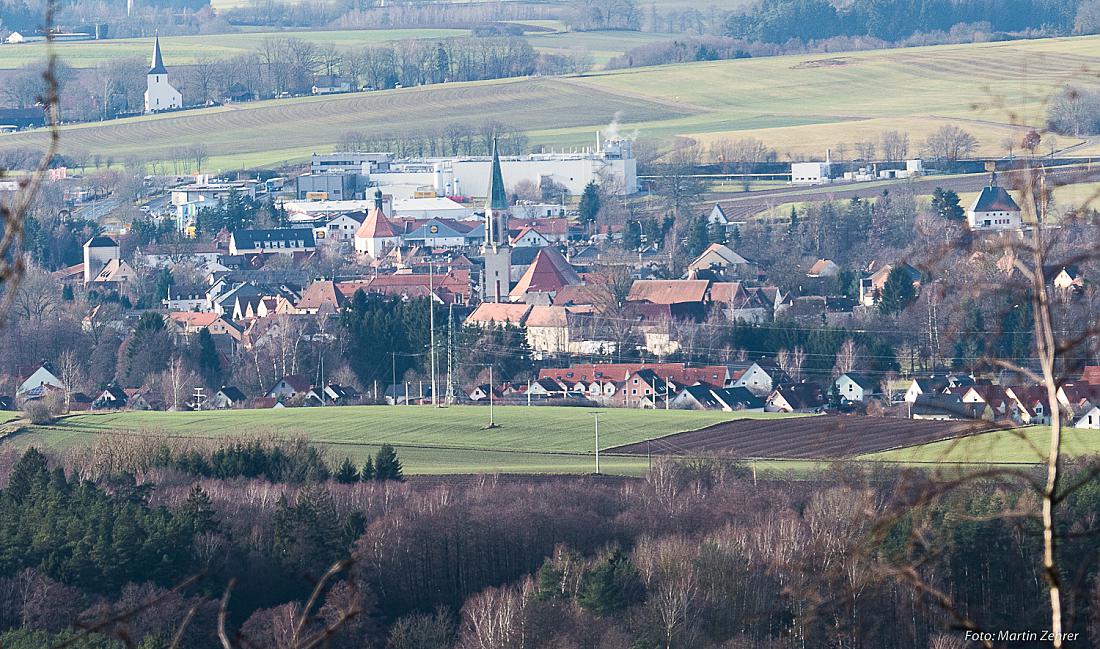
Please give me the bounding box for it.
[481,142,513,303]
[144,32,182,113]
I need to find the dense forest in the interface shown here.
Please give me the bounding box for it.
[0,0,211,32]
[725,0,1085,44]
[1,442,1099,647]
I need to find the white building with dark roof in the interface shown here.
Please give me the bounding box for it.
[229,228,316,255]
[83,235,120,284]
[968,173,1022,230]
[144,33,182,113]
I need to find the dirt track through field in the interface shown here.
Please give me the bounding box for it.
[607,416,997,459]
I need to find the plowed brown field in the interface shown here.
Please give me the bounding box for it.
[607,416,996,459]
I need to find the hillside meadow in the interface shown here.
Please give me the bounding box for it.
[0,405,810,475]
[0,27,662,70]
[1,33,1098,170]
[5,405,1088,475]
[0,29,470,69]
[550,34,1100,157]
[862,425,1100,464]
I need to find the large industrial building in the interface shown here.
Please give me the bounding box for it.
[294,135,638,201]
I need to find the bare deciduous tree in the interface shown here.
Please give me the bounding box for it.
[635,535,699,649]
[880,130,910,161]
[457,580,533,649]
[924,125,979,161]
[833,338,857,377]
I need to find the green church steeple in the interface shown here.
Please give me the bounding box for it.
[487,140,509,213]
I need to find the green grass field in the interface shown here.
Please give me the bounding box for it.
[524,30,671,65]
[2,405,800,475]
[7,406,1092,475]
[2,33,1098,170]
[0,76,694,170]
[862,425,1100,464]
[0,29,472,69]
[557,34,1100,157]
[0,27,662,70]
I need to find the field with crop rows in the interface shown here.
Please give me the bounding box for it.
[2,405,806,475]
[0,77,693,170]
[607,415,997,459]
[2,34,1098,172]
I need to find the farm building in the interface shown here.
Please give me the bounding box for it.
[967,173,1021,231]
[312,76,353,95]
[791,160,832,185]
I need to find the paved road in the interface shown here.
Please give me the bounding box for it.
[712,165,1100,221]
[75,197,120,221]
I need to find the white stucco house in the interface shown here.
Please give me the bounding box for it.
[834,373,877,403]
[967,174,1021,231]
[1074,405,1100,429]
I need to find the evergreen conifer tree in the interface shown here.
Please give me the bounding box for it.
[360,456,375,481]
[335,457,359,483]
[578,181,601,228]
[878,266,918,315]
[374,444,403,482]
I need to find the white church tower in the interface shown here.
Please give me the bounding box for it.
[481,142,513,303]
[144,32,182,114]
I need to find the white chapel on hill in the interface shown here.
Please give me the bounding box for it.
[144,32,182,114]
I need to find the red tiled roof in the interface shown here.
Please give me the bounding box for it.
[525,305,569,327]
[170,311,220,328]
[539,363,729,385]
[1082,366,1100,384]
[355,206,398,239]
[627,280,710,305]
[279,374,311,392]
[552,283,612,307]
[336,270,471,301]
[509,248,581,299]
[466,302,532,325]
[297,280,347,311]
[51,263,84,281]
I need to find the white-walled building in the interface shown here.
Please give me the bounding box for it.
[143,33,182,113]
[392,197,474,219]
[354,190,401,258]
[968,174,1022,231]
[791,160,832,185]
[366,136,638,197]
[171,177,258,231]
[285,197,393,221]
[83,235,120,284]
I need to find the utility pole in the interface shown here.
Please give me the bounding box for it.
[665,376,670,410]
[429,260,438,406]
[488,365,495,428]
[391,352,397,406]
[527,378,531,406]
[446,301,454,405]
[592,412,600,474]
